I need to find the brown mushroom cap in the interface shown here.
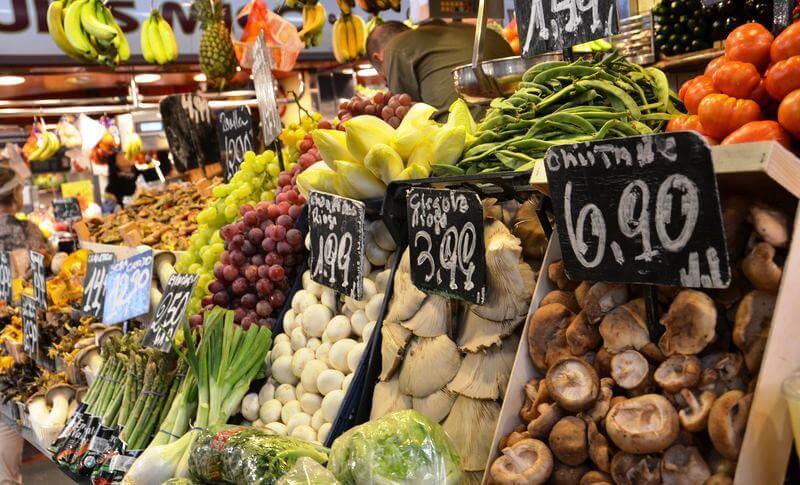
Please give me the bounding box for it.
[742,242,783,292]
[708,390,753,460]
[566,310,601,356]
[660,444,711,485]
[698,353,747,396]
[574,281,592,305]
[658,290,716,356]
[580,282,629,323]
[733,290,776,373]
[705,473,734,485]
[489,438,554,485]
[98,326,123,347]
[599,299,650,353]
[548,260,578,291]
[528,303,574,371]
[548,416,588,466]
[610,452,661,485]
[584,377,614,422]
[749,203,789,248]
[677,388,716,433]
[580,470,613,485]
[519,378,543,423]
[74,344,101,369]
[586,418,610,472]
[654,355,702,394]
[527,403,564,439]
[605,394,680,454]
[540,290,580,313]
[45,383,76,404]
[610,350,649,390]
[546,357,600,412]
[550,462,590,485]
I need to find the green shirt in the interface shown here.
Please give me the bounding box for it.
[384,20,514,115]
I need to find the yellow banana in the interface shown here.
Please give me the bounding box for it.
[157,14,178,62]
[106,7,129,61]
[299,3,326,46]
[345,15,357,61]
[147,11,168,64]
[44,132,61,159]
[80,0,116,42]
[352,14,366,57]
[47,0,86,60]
[64,0,97,57]
[332,16,347,64]
[140,16,154,63]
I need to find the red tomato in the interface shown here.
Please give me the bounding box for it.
[698,93,763,139]
[666,115,718,144]
[712,61,762,98]
[771,22,800,62]
[725,23,774,71]
[705,55,728,77]
[778,89,800,138]
[721,120,792,148]
[765,56,800,100]
[679,75,718,115]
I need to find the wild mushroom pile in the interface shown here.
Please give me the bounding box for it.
[488,196,791,485]
[372,206,537,482]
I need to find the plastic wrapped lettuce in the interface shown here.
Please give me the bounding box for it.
[276,457,340,485]
[328,410,463,484]
[188,426,329,485]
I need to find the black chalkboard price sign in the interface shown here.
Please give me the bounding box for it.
[406,187,487,304]
[81,252,116,319]
[21,295,39,358]
[160,93,220,173]
[30,251,47,310]
[0,252,11,303]
[142,273,199,352]
[103,250,154,325]
[217,106,256,182]
[309,191,366,300]
[52,197,82,222]
[544,131,731,288]
[514,0,618,57]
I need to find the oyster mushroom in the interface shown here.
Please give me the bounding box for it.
[370,376,411,420]
[566,310,601,356]
[654,355,701,394]
[472,220,535,323]
[528,403,564,439]
[398,335,461,398]
[708,390,753,460]
[733,290,776,372]
[548,260,578,291]
[442,396,500,471]
[447,334,518,400]
[579,282,629,322]
[411,389,456,423]
[742,242,782,292]
[599,299,650,353]
[386,250,427,321]
[610,350,649,390]
[528,303,574,371]
[379,321,412,381]
[546,357,599,412]
[660,444,710,485]
[400,294,451,337]
[548,416,588,466]
[458,306,521,352]
[658,290,716,356]
[490,438,553,485]
[586,418,610,472]
[677,388,715,432]
[749,203,789,248]
[540,290,580,313]
[610,453,661,485]
[605,394,680,454]
[580,470,613,484]
[584,377,614,422]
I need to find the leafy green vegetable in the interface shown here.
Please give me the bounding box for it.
[328,410,462,485]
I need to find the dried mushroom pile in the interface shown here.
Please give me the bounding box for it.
[85,182,209,250]
[488,196,791,484]
[372,202,543,482]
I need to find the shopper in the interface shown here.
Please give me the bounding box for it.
[366,20,513,116]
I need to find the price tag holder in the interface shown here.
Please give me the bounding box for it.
[544,131,731,288]
[52,197,82,222]
[406,187,487,304]
[515,0,619,57]
[21,295,39,359]
[102,250,154,326]
[253,32,282,145]
[217,106,256,182]
[30,251,47,310]
[309,191,366,300]
[142,273,199,352]
[0,252,11,303]
[81,253,116,319]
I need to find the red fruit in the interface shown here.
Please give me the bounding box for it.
[239,204,254,216]
[268,265,285,281]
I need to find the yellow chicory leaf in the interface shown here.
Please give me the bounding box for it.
[296,161,339,196]
[430,125,466,166]
[395,162,430,181]
[312,129,357,169]
[363,144,405,185]
[344,116,395,162]
[333,160,387,199]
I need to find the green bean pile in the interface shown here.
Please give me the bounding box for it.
[456,53,682,173]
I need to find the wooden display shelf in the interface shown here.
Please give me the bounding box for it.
[652,46,724,71]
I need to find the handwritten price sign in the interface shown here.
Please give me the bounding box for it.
[0,252,11,303]
[102,250,154,325]
[142,273,199,352]
[30,251,47,310]
[81,252,116,319]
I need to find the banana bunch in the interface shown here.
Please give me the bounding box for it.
[335,0,354,15]
[122,133,142,161]
[332,14,366,64]
[365,14,383,34]
[47,0,129,66]
[28,131,61,162]
[141,9,178,64]
[299,3,326,48]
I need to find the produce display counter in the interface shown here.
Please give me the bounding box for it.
[652,47,725,72]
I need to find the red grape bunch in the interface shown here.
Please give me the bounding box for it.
[191,171,307,330]
[337,91,415,129]
[296,130,325,171]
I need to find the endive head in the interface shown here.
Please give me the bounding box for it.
[407,139,434,171]
[344,116,395,162]
[393,103,438,159]
[431,125,466,166]
[445,98,477,135]
[332,160,387,199]
[311,129,356,169]
[363,143,405,185]
[395,162,430,181]
[296,161,339,196]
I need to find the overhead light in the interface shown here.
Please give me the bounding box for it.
[356,67,378,77]
[0,76,25,86]
[134,73,161,84]
[193,73,207,82]
[341,68,353,75]
[67,75,91,84]
[358,63,371,69]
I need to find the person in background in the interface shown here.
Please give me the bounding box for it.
[0,166,49,485]
[366,20,514,117]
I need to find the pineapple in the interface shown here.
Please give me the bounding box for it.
[193,0,237,89]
